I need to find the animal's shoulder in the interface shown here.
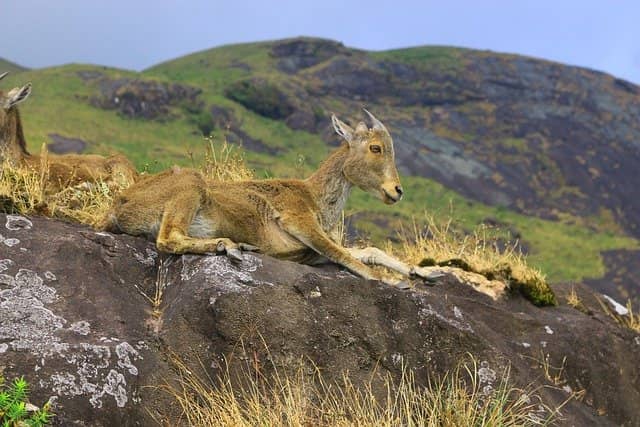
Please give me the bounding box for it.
[123,167,207,198]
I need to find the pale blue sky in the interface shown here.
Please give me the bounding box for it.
[3,0,639,83]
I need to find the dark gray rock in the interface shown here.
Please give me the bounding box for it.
[271,38,350,74]
[47,134,88,154]
[90,78,202,120]
[224,78,294,120]
[0,214,638,425]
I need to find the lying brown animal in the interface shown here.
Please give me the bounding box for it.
[103,109,441,287]
[0,72,137,191]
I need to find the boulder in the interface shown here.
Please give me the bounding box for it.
[224,78,295,120]
[90,78,202,121]
[0,214,638,425]
[224,78,323,133]
[270,38,350,74]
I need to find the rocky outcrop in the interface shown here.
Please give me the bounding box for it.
[224,78,324,133]
[585,249,640,303]
[198,105,282,155]
[90,78,202,120]
[1,214,639,426]
[270,38,351,74]
[47,134,88,154]
[224,78,295,120]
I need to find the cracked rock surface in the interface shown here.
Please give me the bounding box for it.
[0,214,638,426]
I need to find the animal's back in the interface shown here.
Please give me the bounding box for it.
[109,168,206,238]
[22,152,138,191]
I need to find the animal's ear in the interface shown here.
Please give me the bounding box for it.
[0,71,9,82]
[3,83,32,109]
[331,114,355,143]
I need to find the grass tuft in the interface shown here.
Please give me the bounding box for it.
[0,155,126,228]
[565,286,589,313]
[0,156,47,214]
[159,352,556,426]
[394,216,556,306]
[199,135,255,182]
[0,375,53,426]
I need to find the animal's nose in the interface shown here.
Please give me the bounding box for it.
[395,185,404,197]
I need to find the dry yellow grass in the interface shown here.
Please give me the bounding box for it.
[0,137,253,228]
[0,153,47,214]
[390,216,556,306]
[199,136,255,182]
[0,153,126,228]
[565,287,581,309]
[564,286,589,314]
[160,353,556,427]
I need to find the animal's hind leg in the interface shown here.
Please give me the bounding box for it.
[155,192,257,260]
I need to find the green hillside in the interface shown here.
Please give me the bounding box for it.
[2,39,639,287]
[0,57,28,73]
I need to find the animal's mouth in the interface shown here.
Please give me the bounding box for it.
[382,190,400,205]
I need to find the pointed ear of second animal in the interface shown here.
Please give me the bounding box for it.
[4,83,32,109]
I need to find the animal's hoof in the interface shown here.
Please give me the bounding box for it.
[215,241,227,253]
[226,248,244,262]
[215,240,244,262]
[239,243,260,252]
[393,280,411,290]
[410,267,446,284]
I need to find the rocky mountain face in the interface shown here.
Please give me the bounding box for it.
[87,76,202,121]
[1,214,639,426]
[229,39,640,239]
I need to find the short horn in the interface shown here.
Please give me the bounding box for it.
[363,108,388,132]
[0,72,8,82]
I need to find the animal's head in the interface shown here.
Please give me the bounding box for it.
[0,72,32,156]
[332,109,403,205]
[0,71,32,125]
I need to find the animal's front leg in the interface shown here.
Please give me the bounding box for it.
[281,219,407,287]
[348,247,445,285]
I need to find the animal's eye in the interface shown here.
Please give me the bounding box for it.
[369,145,382,154]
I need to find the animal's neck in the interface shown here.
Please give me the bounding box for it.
[306,145,352,231]
[1,108,29,159]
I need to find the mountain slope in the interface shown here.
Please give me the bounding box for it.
[0,57,28,73]
[2,38,639,301]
